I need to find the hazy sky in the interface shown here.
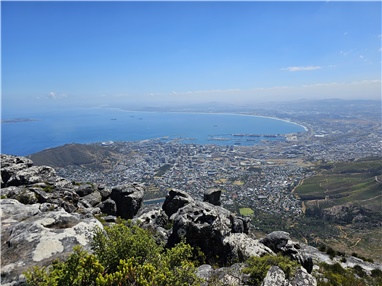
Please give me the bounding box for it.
[2,1,381,111]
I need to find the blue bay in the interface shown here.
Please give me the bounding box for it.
[1,107,306,156]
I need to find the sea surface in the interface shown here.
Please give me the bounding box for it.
[1,107,306,156]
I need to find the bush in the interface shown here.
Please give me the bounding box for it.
[353,265,366,278]
[325,246,336,259]
[242,254,299,285]
[91,221,160,273]
[24,246,104,286]
[315,262,364,286]
[318,244,327,252]
[25,221,202,286]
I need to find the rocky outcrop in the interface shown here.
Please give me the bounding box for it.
[162,188,195,217]
[261,266,317,286]
[0,199,103,285]
[203,188,222,206]
[98,198,117,216]
[197,263,250,286]
[261,266,290,286]
[260,231,313,274]
[4,154,380,286]
[134,206,170,244]
[110,184,144,219]
[167,201,233,263]
[223,233,273,261]
[1,154,145,220]
[322,203,372,224]
[165,193,258,265]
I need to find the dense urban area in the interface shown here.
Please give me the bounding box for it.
[55,100,382,219]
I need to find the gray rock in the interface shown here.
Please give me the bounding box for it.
[39,202,59,212]
[203,189,221,206]
[0,199,103,285]
[291,267,317,286]
[136,207,169,228]
[75,183,95,197]
[99,187,112,200]
[104,215,117,223]
[82,191,102,207]
[231,216,250,234]
[196,264,214,283]
[167,201,249,264]
[260,231,313,274]
[162,188,195,217]
[134,207,170,244]
[110,183,144,219]
[197,263,249,286]
[1,186,38,204]
[6,165,56,187]
[261,266,290,286]
[1,154,33,188]
[223,233,273,261]
[260,231,290,251]
[98,198,117,216]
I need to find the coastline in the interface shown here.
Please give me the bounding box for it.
[3,107,307,156]
[96,106,309,133]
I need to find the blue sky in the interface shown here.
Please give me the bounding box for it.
[2,1,381,111]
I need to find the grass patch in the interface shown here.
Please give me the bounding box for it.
[239,208,254,216]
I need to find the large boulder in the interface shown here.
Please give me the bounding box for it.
[261,266,290,286]
[197,263,250,286]
[110,183,144,219]
[82,191,102,207]
[291,267,317,286]
[203,189,222,206]
[260,265,317,286]
[162,188,195,217]
[223,233,273,262]
[98,198,117,216]
[4,165,56,187]
[260,231,313,274]
[167,200,251,264]
[134,206,170,244]
[0,199,103,285]
[1,154,33,187]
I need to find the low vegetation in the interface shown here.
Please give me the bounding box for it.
[314,262,382,286]
[243,254,299,285]
[239,207,254,216]
[269,157,382,262]
[24,220,382,286]
[25,221,202,286]
[295,157,382,212]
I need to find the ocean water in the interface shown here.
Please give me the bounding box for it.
[1,107,306,156]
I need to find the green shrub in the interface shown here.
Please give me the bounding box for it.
[25,221,202,286]
[353,265,366,278]
[91,221,160,273]
[24,246,104,286]
[315,262,364,286]
[242,254,299,285]
[325,246,336,259]
[371,268,382,279]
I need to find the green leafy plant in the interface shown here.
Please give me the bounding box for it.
[242,254,299,285]
[25,221,203,286]
[313,262,382,286]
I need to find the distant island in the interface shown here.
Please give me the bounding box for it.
[1,118,38,124]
